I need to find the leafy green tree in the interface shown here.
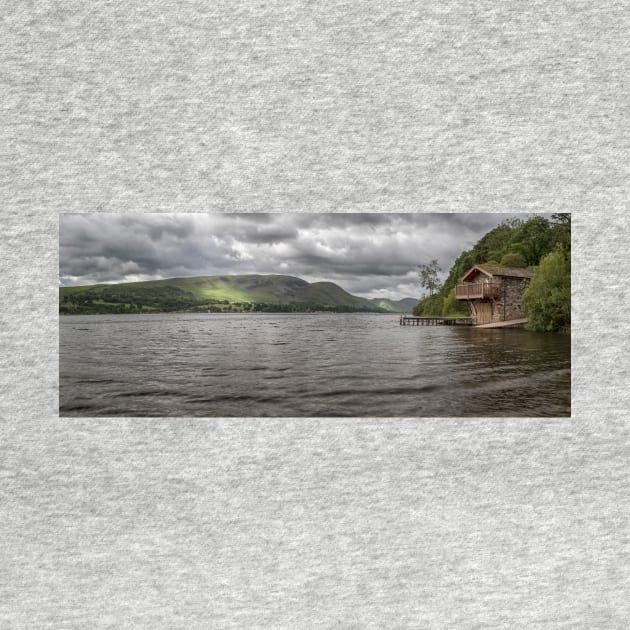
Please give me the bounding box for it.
[510,216,554,266]
[418,259,442,296]
[441,287,468,317]
[522,246,571,332]
[551,213,570,226]
[500,252,527,267]
[473,219,521,264]
[413,294,443,316]
[550,213,571,258]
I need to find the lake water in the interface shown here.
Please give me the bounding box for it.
[59,313,571,417]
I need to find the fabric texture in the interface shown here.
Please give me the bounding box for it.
[2,1,629,627]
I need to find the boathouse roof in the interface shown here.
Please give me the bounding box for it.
[461,264,535,282]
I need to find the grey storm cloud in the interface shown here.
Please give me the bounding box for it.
[59,213,533,300]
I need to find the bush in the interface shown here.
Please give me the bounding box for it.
[441,288,468,317]
[413,294,443,317]
[522,247,570,332]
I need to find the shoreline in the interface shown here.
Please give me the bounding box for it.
[59,310,406,316]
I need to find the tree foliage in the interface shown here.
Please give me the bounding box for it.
[473,221,517,264]
[509,216,555,266]
[500,252,526,267]
[441,287,468,317]
[522,246,571,332]
[417,259,442,296]
[550,213,571,257]
[412,294,443,317]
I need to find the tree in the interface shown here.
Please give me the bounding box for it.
[418,259,442,296]
[522,246,570,332]
[473,220,521,265]
[413,294,443,317]
[509,216,554,267]
[550,213,571,258]
[441,287,468,317]
[551,213,570,226]
[500,252,527,267]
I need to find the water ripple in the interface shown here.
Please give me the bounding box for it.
[59,313,571,417]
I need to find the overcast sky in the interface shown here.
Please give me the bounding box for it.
[59,213,536,300]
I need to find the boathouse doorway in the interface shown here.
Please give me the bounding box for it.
[471,301,494,325]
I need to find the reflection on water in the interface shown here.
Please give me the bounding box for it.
[60,313,571,417]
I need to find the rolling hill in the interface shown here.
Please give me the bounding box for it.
[59,274,410,314]
[368,297,417,313]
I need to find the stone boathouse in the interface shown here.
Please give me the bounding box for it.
[455,264,534,326]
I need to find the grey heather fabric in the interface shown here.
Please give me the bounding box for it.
[1,1,629,628]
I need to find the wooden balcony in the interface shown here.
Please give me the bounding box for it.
[455,282,501,300]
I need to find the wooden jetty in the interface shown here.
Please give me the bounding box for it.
[399,315,527,328]
[474,318,527,329]
[399,316,473,326]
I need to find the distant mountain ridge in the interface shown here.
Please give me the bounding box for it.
[59,274,416,315]
[368,297,416,313]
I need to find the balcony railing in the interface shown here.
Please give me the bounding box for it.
[455,282,501,300]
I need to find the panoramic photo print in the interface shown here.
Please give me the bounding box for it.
[59,213,571,417]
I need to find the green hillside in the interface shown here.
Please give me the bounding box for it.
[369,298,416,313]
[59,274,389,315]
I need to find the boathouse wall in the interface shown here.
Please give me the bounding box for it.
[498,276,530,321]
[468,275,531,324]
